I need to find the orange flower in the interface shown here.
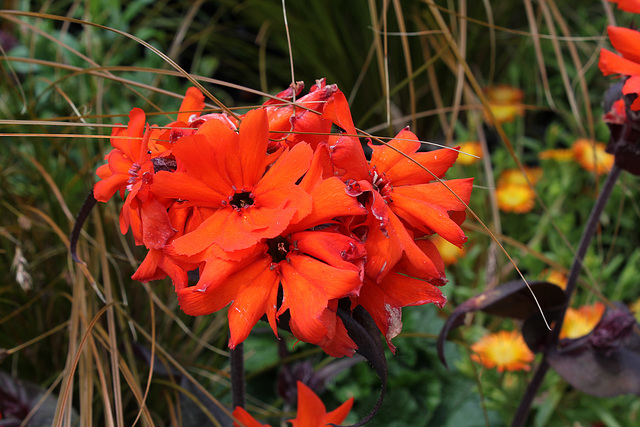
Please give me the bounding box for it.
[572,138,614,174]
[497,167,542,187]
[471,330,534,372]
[232,381,354,427]
[457,142,483,166]
[539,148,573,162]
[484,85,525,124]
[496,183,536,213]
[430,234,466,265]
[559,302,605,340]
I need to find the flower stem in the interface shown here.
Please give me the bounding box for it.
[230,343,245,409]
[510,164,621,427]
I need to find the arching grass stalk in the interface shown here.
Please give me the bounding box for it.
[511,164,622,427]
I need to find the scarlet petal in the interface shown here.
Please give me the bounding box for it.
[232,407,270,427]
[292,230,365,274]
[356,272,446,351]
[279,255,362,344]
[132,248,189,289]
[177,87,205,123]
[391,191,468,247]
[291,177,367,231]
[289,382,327,427]
[139,197,176,249]
[322,90,357,134]
[227,259,280,347]
[238,109,270,187]
[329,135,370,181]
[151,171,227,207]
[392,178,473,212]
[112,108,146,159]
[623,76,640,110]
[257,143,313,195]
[599,48,640,77]
[608,26,640,64]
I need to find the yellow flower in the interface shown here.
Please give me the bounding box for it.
[484,85,525,124]
[572,138,614,174]
[430,234,466,265]
[457,142,483,166]
[559,302,605,340]
[540,269,567,290]
[496,183,536,213]
[497,167,542,187]
[539,149,573,162]
[471,330,534,372]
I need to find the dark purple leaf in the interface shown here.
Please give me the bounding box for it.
[547,308,640,397]
[70,189,97,263]
[437,280,566,367]
[336,304,387,427]
[0,370,74,427]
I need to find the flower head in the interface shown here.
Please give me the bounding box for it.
[539,148,573,162]
[484,85,525,124]
[496,183,536,213]
[572,138,614,174]
[232,381,353,427]
[560,302,606,340]
[471,330,535,372]
[456,142,483,166]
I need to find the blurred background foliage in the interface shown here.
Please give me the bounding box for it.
[1,0,640,426]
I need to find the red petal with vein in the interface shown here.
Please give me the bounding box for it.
[369,128,421,171]
[177,87,205,123]
[238,109,270,187]
[131,248,189,289]
[392,178,473,212]
[151,171,227,207]
[355,271,446,351]
[330,135,370,181]
[195,119,242,187]
[293,230,365,275]
[391,192,468,247]
[612,0,640,13]
[111,108,146,159]
[623,76,640,110]
[256,143,313,195]
[289,381,327,427]
[291,177,367,231]
[322,89,357,134]
[366,210,444,283]
[298,143,333,193]
[232,407,271,427]
[141,197,176,249]
[170,133,234,194]
[608,26,640,64]
[599,49,640,77]
[228,260,280,347]
[279,255,362,344]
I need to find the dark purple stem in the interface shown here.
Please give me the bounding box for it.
[230,343,245,409]
[510,164,621,427]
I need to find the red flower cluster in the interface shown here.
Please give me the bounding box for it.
[94,80,473,356]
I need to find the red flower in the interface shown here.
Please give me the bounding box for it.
[153,126,367,354]
[232,381,353,427]
[152,109,314,254]
[599,26,640,110]
[324,91,473,283]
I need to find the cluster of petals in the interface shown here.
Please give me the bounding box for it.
[93,79,473,356]
[494,167,540,214]
[232,381,353,427]
[471,330,535,372]
[600,25,640,110]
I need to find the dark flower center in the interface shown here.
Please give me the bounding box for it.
[267,236,290,263]
[230,191,254,209]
